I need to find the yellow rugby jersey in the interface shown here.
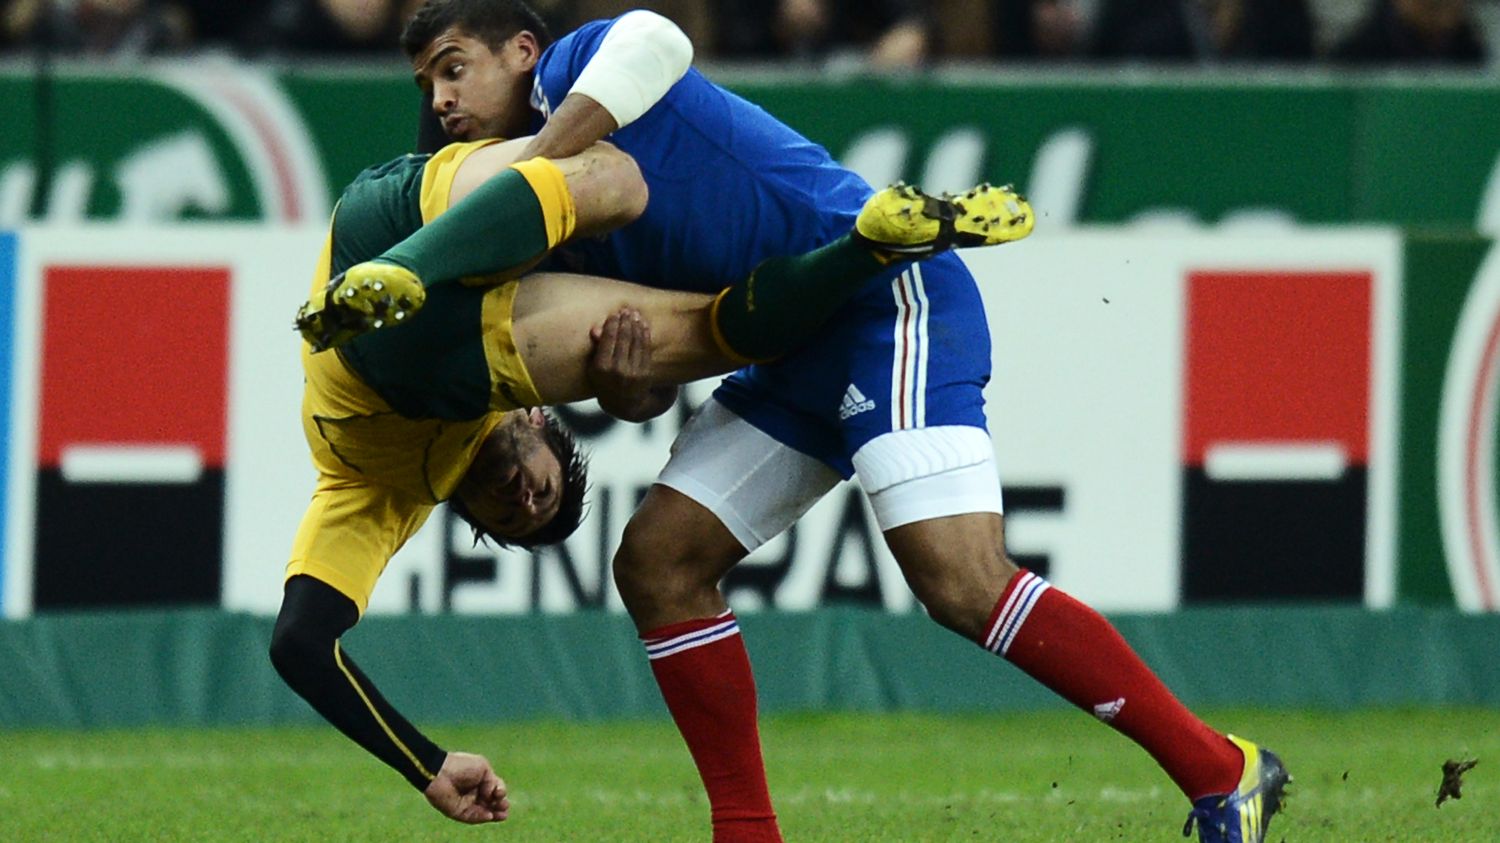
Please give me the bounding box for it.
[288,141,564,612]
[290,235,504,612]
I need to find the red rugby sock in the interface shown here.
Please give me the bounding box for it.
[643,613,782,843]
[981,570,1243,801]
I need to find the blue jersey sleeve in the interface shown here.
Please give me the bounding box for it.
[528,20,611,123]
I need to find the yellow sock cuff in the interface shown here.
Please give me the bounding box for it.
[709,288,775,365]
[510,157,577,247]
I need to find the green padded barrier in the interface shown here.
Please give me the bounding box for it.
[2,607,1498,729]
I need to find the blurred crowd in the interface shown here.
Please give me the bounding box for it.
[0,0,1493,68]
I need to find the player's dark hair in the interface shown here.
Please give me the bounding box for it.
[401,0,553,58]
[448,410,589,550]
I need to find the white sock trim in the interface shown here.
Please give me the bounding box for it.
[983,571,1051,655]
[643,616,740,661]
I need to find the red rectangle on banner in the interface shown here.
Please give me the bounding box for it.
[1184,270,1371,467]
[38,265,230,468]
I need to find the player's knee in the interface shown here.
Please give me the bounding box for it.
[612,518,680,603]
[571,142,647,233]
[612,517,720,610]
[885,507,1014,639]
[916,584,988,639]
[899,545,1014,640]
[608,154,648,224]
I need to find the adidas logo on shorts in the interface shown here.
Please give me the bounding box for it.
[839,384,876,420]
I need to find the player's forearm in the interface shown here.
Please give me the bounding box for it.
[521,94,619,160]
[523,10,692,160]
[270,576,448,791]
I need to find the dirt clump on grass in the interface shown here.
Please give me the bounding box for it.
[1436,759,1478,807]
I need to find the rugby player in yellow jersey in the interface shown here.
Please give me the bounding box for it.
[271,131,1033,824]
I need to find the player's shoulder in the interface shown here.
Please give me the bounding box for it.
[540,17,609,59]
[565,17,616,42]
[533,20,608,114]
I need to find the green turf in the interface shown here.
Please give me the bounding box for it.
[0,708,1495,841]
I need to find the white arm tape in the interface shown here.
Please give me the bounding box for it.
[852,426,996,494]
[568,10,693,130]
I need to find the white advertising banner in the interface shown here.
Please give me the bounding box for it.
[0,227,1401,617]
[2,226,317,619]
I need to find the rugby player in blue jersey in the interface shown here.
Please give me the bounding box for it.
[389,2,1290,841]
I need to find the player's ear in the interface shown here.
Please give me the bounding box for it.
[510,30,541,71]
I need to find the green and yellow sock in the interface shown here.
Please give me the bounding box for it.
[379,157,576,286]
[712,234,888,363]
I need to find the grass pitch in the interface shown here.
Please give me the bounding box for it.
[1,708,1496,841]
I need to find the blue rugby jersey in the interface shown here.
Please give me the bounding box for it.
[530,17,873,293]
[531,17,994,476]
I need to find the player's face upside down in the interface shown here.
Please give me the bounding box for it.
[453,408,563,540]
